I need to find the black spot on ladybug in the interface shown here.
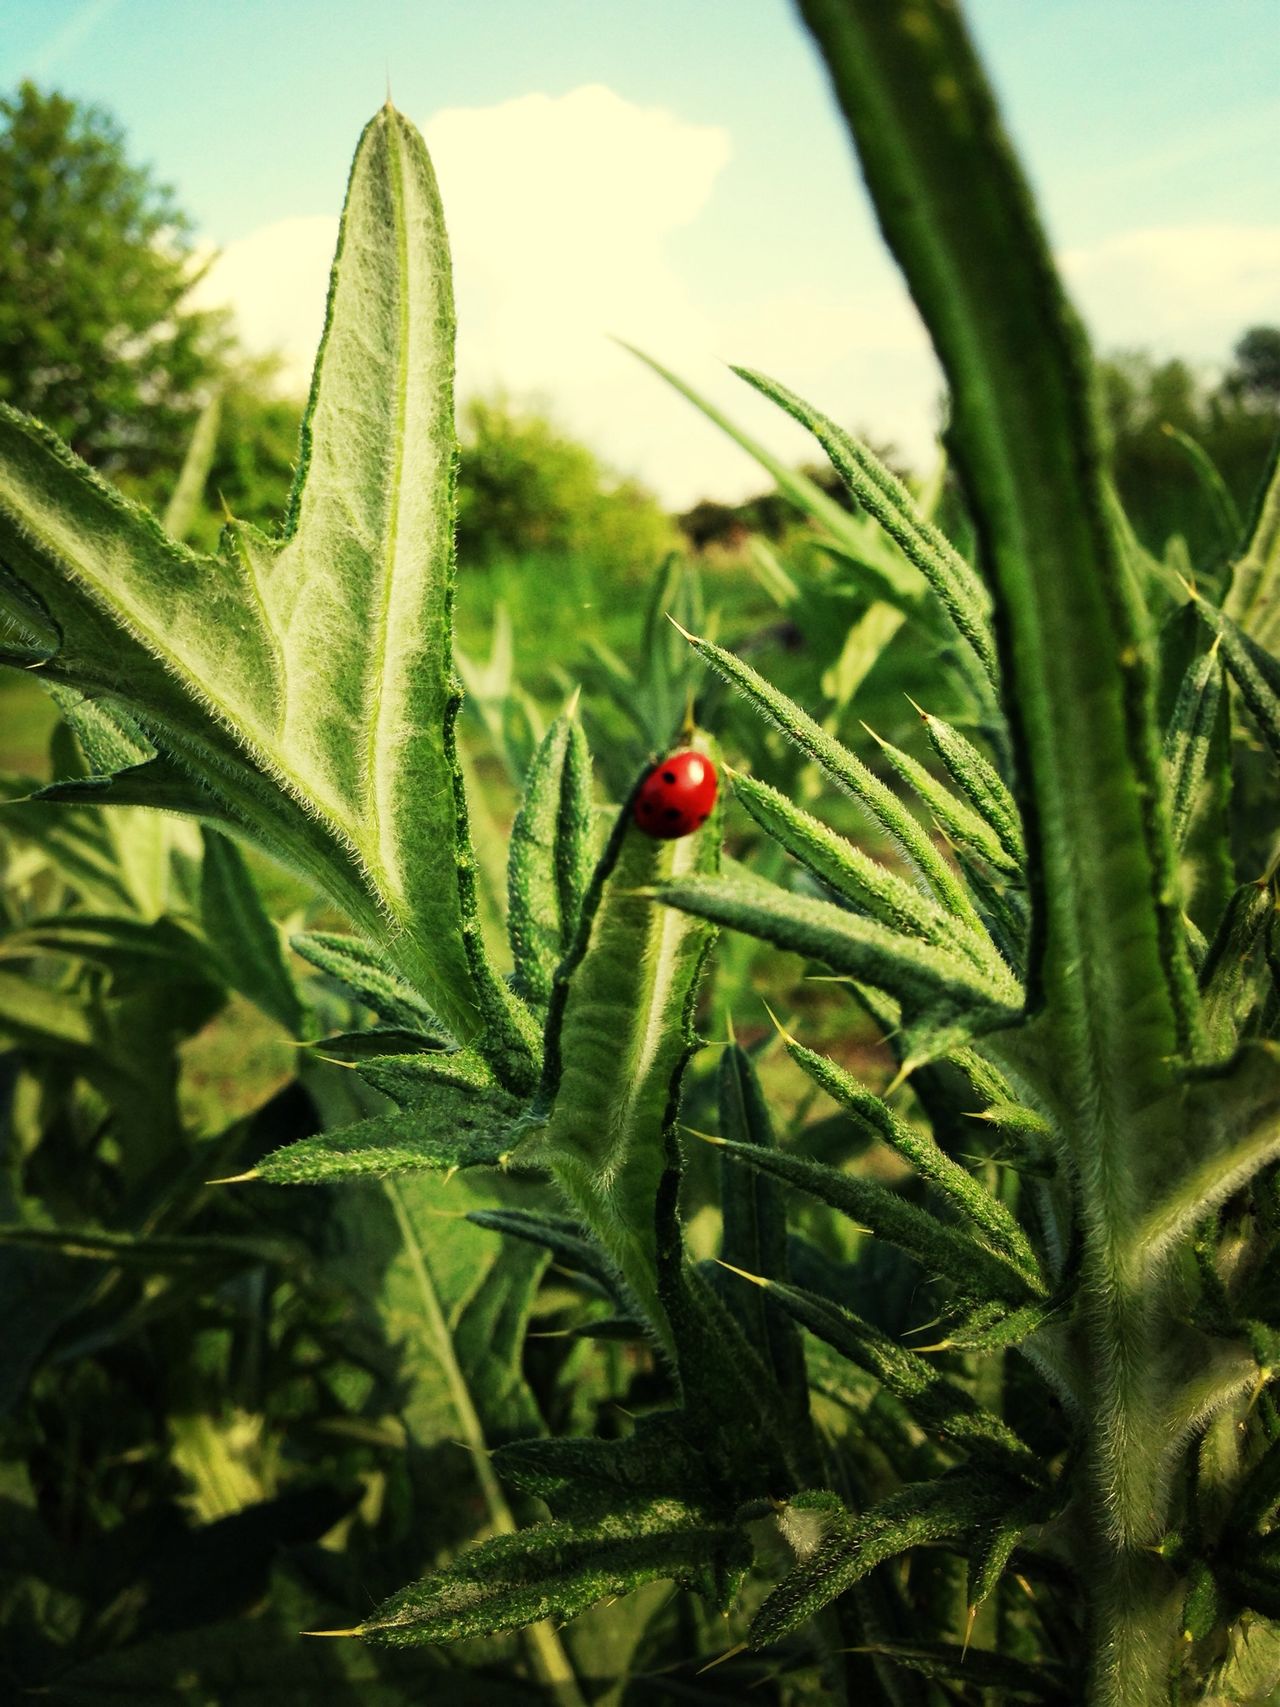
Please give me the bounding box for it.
[664,806,681,820]
[662,770,676,784]
[641,799,655,813]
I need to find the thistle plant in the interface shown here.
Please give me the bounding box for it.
[1,4,1278,1704]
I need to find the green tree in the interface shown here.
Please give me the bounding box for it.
[1100,337,1280,563]
[455,394,674,569]
[0,80,228,475]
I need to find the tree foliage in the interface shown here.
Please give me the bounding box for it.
[0,81,229,476]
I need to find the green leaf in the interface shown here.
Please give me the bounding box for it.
[623,344,925,617]
[255,1091,520,1184]
[1198,883,1274,1057]
[291,930,450,1040]
[1190,589,1280,765]
[780,1031,1042,1281]
[717,1040,809,1423]
[735,1271,1042,1477]
[851,1641,1071,1701]
[0,106,521,1053]
[359,1510,746,1646]
[656,872,1022,1050]
[917,706,1025,872]
[162,385,222,543]
[200,828,303,1032]
[0,1223,301,1271]
[1224,437,1280,653]
[728,768,997,971]
[707,1133,1036,1305]
[863,722,1019,878]
[1160,424,1243,553]
[749,1475,1011,1646]
[673,626,987,934]
[733,363,999,688]
[507,707,594,1010]
[1163,639,1224,852]
[532,741,722,1350]
[468,1207,627,1304]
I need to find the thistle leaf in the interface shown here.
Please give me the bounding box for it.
[291,930,451,1041]
[1190,590,1280,765]
[534,739,721,1348]
[672,627,987,934]
[255,1090,521,1184]
[863,722,1019,878]
[781,1034,1042,1281]
[717,1041,809,1421]
[0,106,523,1052]
[749,1476,1011,1647]
[729,769,997,973]
[733,363,999,689]
[507,708,594,1010]
[656,872,1023,1048]
[467,1207,626,1304]
[1224,437,1280,653]
[360,1511,746,1646]
[851,1641,1071,1701]
[709,1135,1038,1304]
[918,708,1025,871]
[746,1272,1042,1478]
[199,828,303,1033]
[1163,640,1225,853]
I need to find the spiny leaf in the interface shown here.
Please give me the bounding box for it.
[533,737,721,1350]
[733,1271,1042,1477]
[733,363,999,688]
[623,344,925,616]
[749,1475,1012,1647]
[466,1207,626,1304]
[863,721,1018,878]
[849,1640,1071,1701]
[0,107,525,1054]
[255,1091,521,1184]
[200,827,303,1032]
[671,626,986,933]
[707,1135,1037,1304]
[1163,640,1224,852]
[656,872,1022,1047]
[1198,882,1275,1057]
[359,1510,746,1646]
[1160,424,1243,552]
[494,1418,704,1520]
[1190,589,1280,765]
[729,768,997,973]
[918,706,1025,871]
[507,707,594,1010]
[781,1033,1042,1281]
[0,1224,301,1271]
[291,930,450,1041]
[717,1041,809,1423]
[1224,436,1280,653]
[162,386,222,543]
[356,1045,501,1104]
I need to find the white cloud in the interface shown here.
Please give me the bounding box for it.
[187,92,1280,511]
[1062,225,1280,365]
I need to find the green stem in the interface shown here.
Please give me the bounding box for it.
[385,1183,587,1707]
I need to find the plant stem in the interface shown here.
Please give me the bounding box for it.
[385,1182,588,1707]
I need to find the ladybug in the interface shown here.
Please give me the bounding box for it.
[634,749,718,839]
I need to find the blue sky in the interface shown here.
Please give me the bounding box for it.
[4,0,1278,505]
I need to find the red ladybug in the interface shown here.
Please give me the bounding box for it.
[633,749,718,839]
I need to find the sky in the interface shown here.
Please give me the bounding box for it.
[3,0,1279,508]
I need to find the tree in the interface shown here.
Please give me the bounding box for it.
[0,81,228,475]
[1226,325,1280,407]
[455,394,674,569]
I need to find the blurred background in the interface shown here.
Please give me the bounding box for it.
[0,2,1277,1700]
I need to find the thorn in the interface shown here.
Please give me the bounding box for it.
[724,1006,737,1047]
[714,1259,770,1289]
[313,1054,357,1070]
[665,612,698,644]
[883,1058,916,1097]
[206,1168,260,1185]
[696,1641,750,1675]
[760,1001,797,1047]
[682,1125,727,1147]
[1174,569,1198,601]
[859,720,888,749]
[218,491,235,522]
[441,1166,458,1186]
[301,1626,364,1638]
[904,693,929,721]
[563,683,582,717]
[962,1603,977,1660]
[908,1338,955,1353]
